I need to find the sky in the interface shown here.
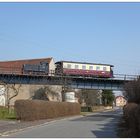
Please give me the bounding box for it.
[0,2,140,75]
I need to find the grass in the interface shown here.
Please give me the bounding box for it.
[0,107,16,120]
[80,112,93,116]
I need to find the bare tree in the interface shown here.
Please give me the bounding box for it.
[7,84,22,113]
[75,89,102,106]
[74,89,83,104]
[0,81,22,113]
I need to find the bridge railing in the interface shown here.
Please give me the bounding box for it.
[0,65,139,81]
[113,74,138,81]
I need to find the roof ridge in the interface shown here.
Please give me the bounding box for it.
[56,60,114,67]
[0,57,53,62]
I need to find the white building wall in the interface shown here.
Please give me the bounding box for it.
[49,58,55,74]
[0,85,6,106]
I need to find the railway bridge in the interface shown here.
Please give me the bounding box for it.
[0,73,138,90]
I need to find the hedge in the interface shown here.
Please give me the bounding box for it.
[122,103,140,137]
[81,106,92,112]
[14,100,80,121]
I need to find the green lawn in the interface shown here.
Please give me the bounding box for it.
[80,112,93,116]
[0,107,16,120]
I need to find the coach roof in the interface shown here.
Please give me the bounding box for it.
[55,61,114,67]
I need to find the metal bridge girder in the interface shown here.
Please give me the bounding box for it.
[0,74,133,90]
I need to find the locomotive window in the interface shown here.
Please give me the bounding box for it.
[82,65,86,70]
[89,66,93,70]
[67,64,71,69]
[96,66,100,70]
[103,67,107,71]
[75,65,79,69]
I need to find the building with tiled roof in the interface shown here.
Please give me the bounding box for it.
[115,96,127,107]
[0,57,55,75]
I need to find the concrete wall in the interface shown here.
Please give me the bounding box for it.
[1,84,62,106]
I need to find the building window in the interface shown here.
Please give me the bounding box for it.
[67,64,71,69]
[75,65,79,69]
[103,67,107,71]
[82,65,86,70]
[89,66,93,70]
[96,66,100,70]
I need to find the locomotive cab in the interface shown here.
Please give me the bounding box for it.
[40,61,49,74]
[110,66,114,78]
[55,61,63,75]
[22,61,49,75]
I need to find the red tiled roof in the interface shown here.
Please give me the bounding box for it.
[115,96,126,100]
[0,57,53,68]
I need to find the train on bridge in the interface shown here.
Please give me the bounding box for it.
[55,61,114,78]
[0,58,114,78]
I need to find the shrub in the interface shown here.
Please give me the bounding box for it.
[81,106,92,112]
[121,76,140,137]
[123,103,138,137]
[135,104,140,137]
[14,100,80,121]
[124,77,140,104]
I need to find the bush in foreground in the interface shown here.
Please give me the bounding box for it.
[119,77,140,137]
[122,103,138,137]
[15,100,80,121]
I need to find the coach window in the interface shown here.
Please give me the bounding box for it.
[96,66,100,70]
[82,65,86,70]
[89,66,93,70]
[75,65,79,69]
[67,64,71,69]
[103,67,107,71]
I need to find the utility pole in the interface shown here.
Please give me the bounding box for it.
[61,76,72,102]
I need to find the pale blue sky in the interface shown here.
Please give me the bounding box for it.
[0,2,140,75]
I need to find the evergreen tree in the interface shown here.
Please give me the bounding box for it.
[102,90,115,106]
